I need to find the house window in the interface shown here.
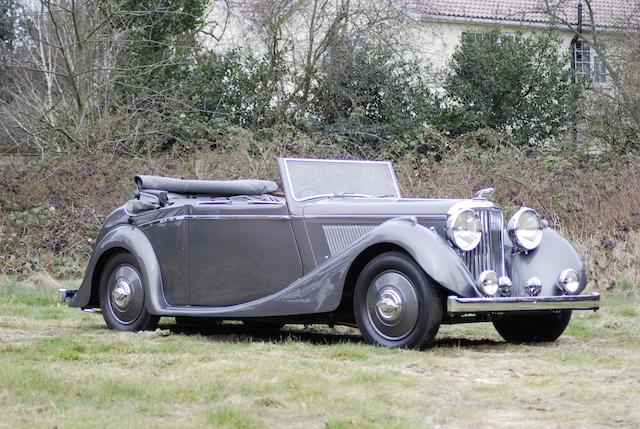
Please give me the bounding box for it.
[592,53,608,85]
[572,38,591,79]
[571,37,608,86]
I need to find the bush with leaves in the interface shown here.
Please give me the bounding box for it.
[0,0,16,100]
[0,0,15,46]
[110,0,208,89]
[183,51,273,128]
[440,30,583,146]
[310,37,435,149]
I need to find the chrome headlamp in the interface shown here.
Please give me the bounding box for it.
[507,207,543,251]
[446,209,482,252]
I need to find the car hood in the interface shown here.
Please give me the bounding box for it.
[301,198,482,218]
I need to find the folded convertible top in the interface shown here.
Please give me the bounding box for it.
[135,175,278,196]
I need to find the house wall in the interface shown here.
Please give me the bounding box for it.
[201,3,579,87]
[407,19,577,84]
[201,5,263,53]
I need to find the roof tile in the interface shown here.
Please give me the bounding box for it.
[405,0,638,28]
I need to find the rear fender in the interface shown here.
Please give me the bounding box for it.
[70,225,164,312]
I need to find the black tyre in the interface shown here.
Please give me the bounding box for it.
[353,251,443,349]
[493,311,572,343]
[99,252,159,331]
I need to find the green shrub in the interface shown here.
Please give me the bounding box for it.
[184,51,273,128]
[310,37,435,150]
[441,30,583,146]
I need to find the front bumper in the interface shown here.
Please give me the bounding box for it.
[447,292,600,314]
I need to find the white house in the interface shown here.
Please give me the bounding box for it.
[402,0,633,86]
[204,0,631,87]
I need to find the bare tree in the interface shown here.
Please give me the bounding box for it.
[0,0,216,154]
[0,1,123,152]
[220,0,412,122]
[542,0,640,151]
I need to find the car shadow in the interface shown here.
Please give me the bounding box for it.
[161,321,508,349]
[433,337,507,349]
[164,322,364,346]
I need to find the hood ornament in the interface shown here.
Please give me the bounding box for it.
[474,187,494,200]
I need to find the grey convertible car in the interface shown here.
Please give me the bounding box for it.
[60,158,600,349]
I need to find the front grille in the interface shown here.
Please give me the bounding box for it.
[462,208,505,279]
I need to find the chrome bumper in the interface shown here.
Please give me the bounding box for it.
[447,292,600,314]
[58,288,77,303]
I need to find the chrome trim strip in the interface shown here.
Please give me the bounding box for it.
[446,293,600,313]
[247,200,285,205]
[138,213,444,228]
[138,214,291,228]
[301,214,446,220]
[139,213,443,228]
[188,215,291,220]
[137,215,188,228]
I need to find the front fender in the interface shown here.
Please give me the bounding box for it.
[506,228,587,297]
[357,217,479,297]
[70,225,164,312]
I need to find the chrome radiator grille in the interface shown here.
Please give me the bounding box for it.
[462,208,505,279]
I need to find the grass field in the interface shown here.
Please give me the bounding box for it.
[0,275,638,429]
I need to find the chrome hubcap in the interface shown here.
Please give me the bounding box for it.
[108,264,143,324]
[111,279,132,310]
[366,271,419,340]
[376,289,403,321]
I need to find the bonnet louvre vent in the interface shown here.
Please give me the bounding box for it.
[323,225,376,256]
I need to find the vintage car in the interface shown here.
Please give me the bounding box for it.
[60,158,600,349]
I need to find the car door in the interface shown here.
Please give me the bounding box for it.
[141,204,190,305]
[187,200,303,306]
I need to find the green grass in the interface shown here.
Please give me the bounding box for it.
[0,276,639,428]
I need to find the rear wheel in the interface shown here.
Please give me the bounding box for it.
[354,251,443,349]
[493,311,572,343]
[99,252,159,331]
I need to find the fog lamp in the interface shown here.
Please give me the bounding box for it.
[477,270,499,296]
[558,269,580,294]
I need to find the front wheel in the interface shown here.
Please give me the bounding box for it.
[99,252,159,331]
[493,311,572,343]
[354,251,443,349]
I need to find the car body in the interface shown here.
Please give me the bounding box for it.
[60,158,600,348]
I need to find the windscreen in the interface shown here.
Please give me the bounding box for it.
[284,159,400,201]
